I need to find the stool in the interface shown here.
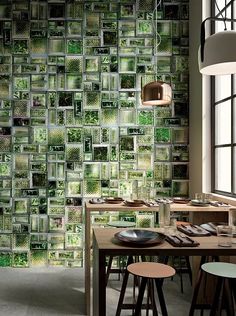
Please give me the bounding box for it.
[106,221,135,285]
[201,262,236,316]
[116,261,175,316]
[189,255,220,316]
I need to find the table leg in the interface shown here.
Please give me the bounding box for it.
[85,204,91,315]
[93,240,106,316]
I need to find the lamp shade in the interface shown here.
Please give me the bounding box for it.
[199,30,236,75]
[141,81,172,106]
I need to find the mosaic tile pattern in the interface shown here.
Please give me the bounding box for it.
[0,0,189,267]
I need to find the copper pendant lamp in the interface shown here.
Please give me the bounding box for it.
[142,80,172,106]
[141,0,172,106]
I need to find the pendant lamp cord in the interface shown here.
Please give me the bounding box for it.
[214,0,227,30]
[152,0,162,55]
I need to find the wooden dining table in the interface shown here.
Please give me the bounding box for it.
[92,227,236,316]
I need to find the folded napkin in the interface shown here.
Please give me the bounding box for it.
[166,235,199,247]
[177,224,211,237]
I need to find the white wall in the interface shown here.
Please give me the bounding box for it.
[189,0,203,198]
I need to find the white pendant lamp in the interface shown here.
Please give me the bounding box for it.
[199,30,236,75]
[199,0,236,77]
[142,81,172,106]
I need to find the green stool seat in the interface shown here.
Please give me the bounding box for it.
[202,262,236,279]
[201,262,236,316]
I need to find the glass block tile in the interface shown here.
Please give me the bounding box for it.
[13,252,29,267]
[65,56,83,73]
[30,250,47,267]
[83,180,101,197]
[66,145,82,162]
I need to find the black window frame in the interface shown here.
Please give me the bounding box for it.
[211,0,236,197]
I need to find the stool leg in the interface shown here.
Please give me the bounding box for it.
[210,277,224,316]
[106,256,113,285]
[185,256,192,285]
[224,279,235,316]
[115,256,133,316]
[178,256,184,294]
[155,279,168,316]
[150,279,158,316]
[189,256,206,316]
[134,277,147,316]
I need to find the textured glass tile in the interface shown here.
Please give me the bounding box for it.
[66,145,82,161]
[67,21,82,36]
[67,3,83,19]
[0,234,11,250]
[48,128,65,145]
[84,92,100,109]
[30,38,47,54]
[13,40,28,54]
[65,56,83,73]
[49,39,65,54]
[14,76,29,91]
[84,163,100,179]
[101,109,118,126]
[13,252,29,267]
[65,233,82,249]
[66,207,82,223]
[83,180,101,197]
[155,146,170,161]
[137,154,152,170]
[30,251,47,267]
[84,111,99,125]
[136,214,154,228]
[119,110,136,125]
[0,252,12,267]
[13,234,29,250]
[0,137,11,152]
[67,181,81,197]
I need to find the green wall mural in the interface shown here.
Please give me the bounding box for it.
[0,0,189,267]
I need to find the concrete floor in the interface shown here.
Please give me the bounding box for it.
[0,267,230,316]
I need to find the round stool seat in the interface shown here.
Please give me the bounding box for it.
[128,262,175,279]
[107,221,135,228]
[202,262,236,279]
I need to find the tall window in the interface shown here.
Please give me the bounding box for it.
[212,0,236,197]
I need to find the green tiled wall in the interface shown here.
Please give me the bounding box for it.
[0,0,189,267]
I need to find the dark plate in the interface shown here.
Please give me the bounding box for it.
[190,200,210,207]
[124,200,144,207]
[200,222,227,235]
[173,197,190,204]
[105,197,124,204]
[114,229,165,245]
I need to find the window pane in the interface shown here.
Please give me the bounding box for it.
[215,147,231,192]
[234,147,236,193]
[215,101,231,145]
[233,98,236,142]
[215,75,231,102]
[215,1,232,32]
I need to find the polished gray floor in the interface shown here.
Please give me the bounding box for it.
[0,267,230,316]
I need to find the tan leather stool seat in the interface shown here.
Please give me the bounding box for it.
[128,262,175,279]
[116,261,176,316]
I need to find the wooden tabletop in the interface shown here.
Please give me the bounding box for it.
[86,201,231,212]
[93,227,236,257]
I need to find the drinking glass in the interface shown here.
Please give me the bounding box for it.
[217,225,232,247]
